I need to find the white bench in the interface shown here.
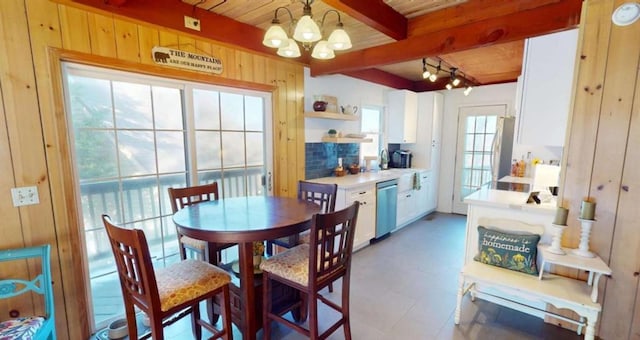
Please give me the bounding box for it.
[454,218,602,340]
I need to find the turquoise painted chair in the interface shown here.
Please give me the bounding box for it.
[0,244,56,340]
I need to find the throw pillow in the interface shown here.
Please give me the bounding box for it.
[474,226,540,275]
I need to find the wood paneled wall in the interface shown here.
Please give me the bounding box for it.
[560,0,640,338]
[0,0,305,338]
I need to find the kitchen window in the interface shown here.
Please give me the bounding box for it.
[62,62,272,330]
[360,105,383,161]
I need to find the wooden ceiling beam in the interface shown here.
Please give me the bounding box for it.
[322,0,407,40]
[408,0,562,37]
[310,0,581,76]
[68,0,276,56]
[104,0,128,6]
[341,69,414,90]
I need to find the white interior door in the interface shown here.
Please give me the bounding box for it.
[452,105,506,214]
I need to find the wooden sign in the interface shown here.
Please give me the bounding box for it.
[151,46,223,74]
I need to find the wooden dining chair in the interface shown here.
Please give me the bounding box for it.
[260,201,359,340]
[266,181,337,256]
[102,215,233,340]
[168,182,235,265]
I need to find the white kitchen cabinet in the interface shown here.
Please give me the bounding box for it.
[396,173,417,227]
[415,170,434,216]
[387,89,418,143]
[335,184,376,250]
[396,189,416,227]
[404,92,443,171]
[517,28,578,147]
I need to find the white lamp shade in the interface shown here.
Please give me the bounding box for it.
[293,15,321,43]
[311,40,335,59]
[263,25,289,48]
[327,28,352,50]
[277,39,301,58]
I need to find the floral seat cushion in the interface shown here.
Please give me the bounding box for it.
[156,259,231,312]
[0,316,45,340]
[180,235,206,250]
[260,244,311,286]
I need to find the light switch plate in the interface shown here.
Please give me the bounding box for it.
[11,186,40,207]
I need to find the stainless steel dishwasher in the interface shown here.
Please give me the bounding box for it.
[375,179,398,240]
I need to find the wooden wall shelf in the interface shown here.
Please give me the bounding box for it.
[305,112,359,121]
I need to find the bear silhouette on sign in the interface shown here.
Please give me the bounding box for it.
[154,51,170,63]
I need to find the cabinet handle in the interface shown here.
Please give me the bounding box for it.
[359,191,366,195]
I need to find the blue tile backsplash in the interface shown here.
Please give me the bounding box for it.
[305,143,360,179]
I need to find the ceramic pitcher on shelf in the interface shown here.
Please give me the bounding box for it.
[340,105,358,115]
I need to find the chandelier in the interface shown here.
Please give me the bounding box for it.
[262,0,352,60]
[422,58,474,96]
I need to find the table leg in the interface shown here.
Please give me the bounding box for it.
[239,241,257,340]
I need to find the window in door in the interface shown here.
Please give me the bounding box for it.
[62,62,272,331]
[452,105,506,214]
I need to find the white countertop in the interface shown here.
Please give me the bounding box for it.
[498,176,533,184]
[463,187,556,214]
[307,168,427,189]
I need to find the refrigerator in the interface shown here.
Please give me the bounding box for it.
[491,116,516,185]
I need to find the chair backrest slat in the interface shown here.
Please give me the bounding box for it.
[298,181,337,214]
[103,215,160,310]
[168,182,219,213]
[308,201,359,288]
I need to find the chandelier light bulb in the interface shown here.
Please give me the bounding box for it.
[263,24,289,48]
[277,38,301,58]
[452,78,461,87]
[327,27,352,50]
[446,83,453,90]
[293,15,321,43]
[311,40,335,59]
[429,73,438,82]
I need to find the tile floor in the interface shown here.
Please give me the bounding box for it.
[94,213,583,339]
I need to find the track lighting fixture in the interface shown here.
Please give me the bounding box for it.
[422,58,431,79]
[428,61,440,82]
[420,59,475,92]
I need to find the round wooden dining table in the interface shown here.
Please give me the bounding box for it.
[172,195,321,340]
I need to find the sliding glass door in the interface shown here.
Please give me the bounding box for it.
[62,63,272,330]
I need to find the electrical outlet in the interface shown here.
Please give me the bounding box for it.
[11,186,40,207]
[184,16,201,31]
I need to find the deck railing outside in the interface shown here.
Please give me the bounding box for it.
[84,167,263,326]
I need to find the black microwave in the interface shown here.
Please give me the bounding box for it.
[391,150,412,168]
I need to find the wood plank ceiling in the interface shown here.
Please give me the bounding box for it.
[76,0,582,91]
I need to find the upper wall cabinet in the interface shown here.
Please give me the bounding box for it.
[517,29,579,147]
[387,89,418,143]
[404,92,443,171]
